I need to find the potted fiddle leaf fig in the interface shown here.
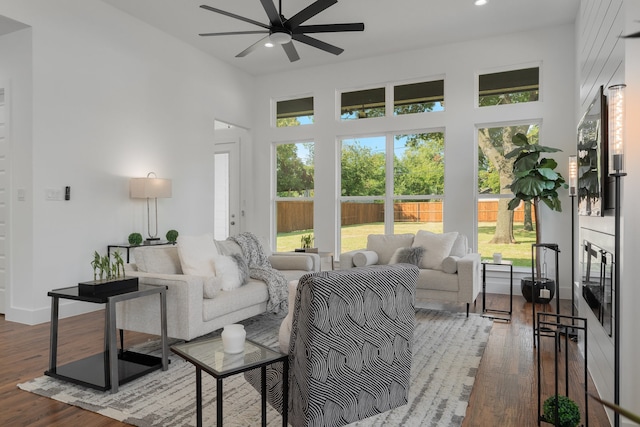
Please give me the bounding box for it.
[505,133,568,303]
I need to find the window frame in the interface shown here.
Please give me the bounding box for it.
[272,94,315,128]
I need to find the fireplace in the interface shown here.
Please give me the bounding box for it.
[581,240,614,336]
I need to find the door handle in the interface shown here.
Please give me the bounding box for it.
[230,221,236,225]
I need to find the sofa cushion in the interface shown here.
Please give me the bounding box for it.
[412,230,458,270]
[389,246,425,266]
[441,255,460,274]
[202,280,269,322]
[133,246,182,274]
[366,233,415,265]
[177,233,219,276]
[450,234,468,257]
[353,250,379,267]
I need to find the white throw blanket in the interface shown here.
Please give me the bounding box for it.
[229,232,289,314]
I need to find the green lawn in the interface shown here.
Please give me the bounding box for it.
[277,222,535,267]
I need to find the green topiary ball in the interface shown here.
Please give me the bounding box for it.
[128,232,143,246]
[166,229,179,243]
[543,395,581,427]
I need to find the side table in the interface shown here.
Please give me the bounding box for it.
[171,337,288,427]
[481,260,513,321]
[45,283,168,393]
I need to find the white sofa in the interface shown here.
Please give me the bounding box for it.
[340,231,480,315]
[115,237,320,341]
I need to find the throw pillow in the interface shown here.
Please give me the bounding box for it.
[366,233,415,265]
[449,234,469,257]
[353,250,379,267]
[442,255,461,274]
[177,234,219,277]
[412,230,458,270]
[215,254,249,291]
[389,246,425,266]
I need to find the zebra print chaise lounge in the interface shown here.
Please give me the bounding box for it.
[245,264,419,427]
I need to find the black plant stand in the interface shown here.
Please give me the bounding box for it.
[531,243,560,348]
[536,313,588,426]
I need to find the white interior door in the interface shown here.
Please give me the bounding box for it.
[213,132,241,240]
[0,88,7,314]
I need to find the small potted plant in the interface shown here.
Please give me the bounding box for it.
[542,395,581,427]
[82,250,137,296]
[128,232,143,246]
[166,229,179,244]
[299,234,317,253]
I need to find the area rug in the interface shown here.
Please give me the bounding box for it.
[18,308,491,427]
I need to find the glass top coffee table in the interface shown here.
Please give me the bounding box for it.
[171,337,288,427]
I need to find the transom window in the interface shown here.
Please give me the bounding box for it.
[478,67,539,107]
[276,96,314,127]
[394,80,445,114]
[340,88,385,120]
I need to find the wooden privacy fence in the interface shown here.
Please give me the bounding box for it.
[277,200,531,233]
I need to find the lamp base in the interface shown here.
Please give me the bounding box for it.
[145,237,160,244]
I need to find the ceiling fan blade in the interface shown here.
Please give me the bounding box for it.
[622,30,640,38]
[200,30,269,37]
[200,5,270,30]
[293,23,365,34]
[236,36,269,57]
[282,42,300,62]
[286,0,337,29]
[293,33,343,55]
[260,0,282,26]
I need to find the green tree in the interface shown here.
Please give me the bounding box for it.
[394,133,444,195]
[276,143,314,197]
[341,142,385,196]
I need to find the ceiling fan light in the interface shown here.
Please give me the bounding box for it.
[269,31,292,45]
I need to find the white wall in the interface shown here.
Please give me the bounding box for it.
[575,0,640,423]
[619,0,640,421]
[250,24,577,296]
[0,0,255,324]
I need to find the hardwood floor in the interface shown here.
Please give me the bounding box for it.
[1,294,611,426]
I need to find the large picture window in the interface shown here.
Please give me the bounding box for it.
[477,123,539,266]
[339,132,444,253]
[275,142,314,251]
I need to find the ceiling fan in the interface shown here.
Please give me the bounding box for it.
[198,0,365,62]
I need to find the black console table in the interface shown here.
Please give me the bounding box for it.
[45,283,168,393]
[108,241,173,263]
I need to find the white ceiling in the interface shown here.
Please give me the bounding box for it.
[104,0,578,76]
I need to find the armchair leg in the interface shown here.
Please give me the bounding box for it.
[466,303,470,317]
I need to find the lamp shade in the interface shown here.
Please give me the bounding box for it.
[130,177,172,199]
[608,84,626,173]
[568,155,577,196]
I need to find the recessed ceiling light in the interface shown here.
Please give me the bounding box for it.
[264,41,274,48]
[475,0,487,5]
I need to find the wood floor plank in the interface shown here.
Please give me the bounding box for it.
[1,294,611,426]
